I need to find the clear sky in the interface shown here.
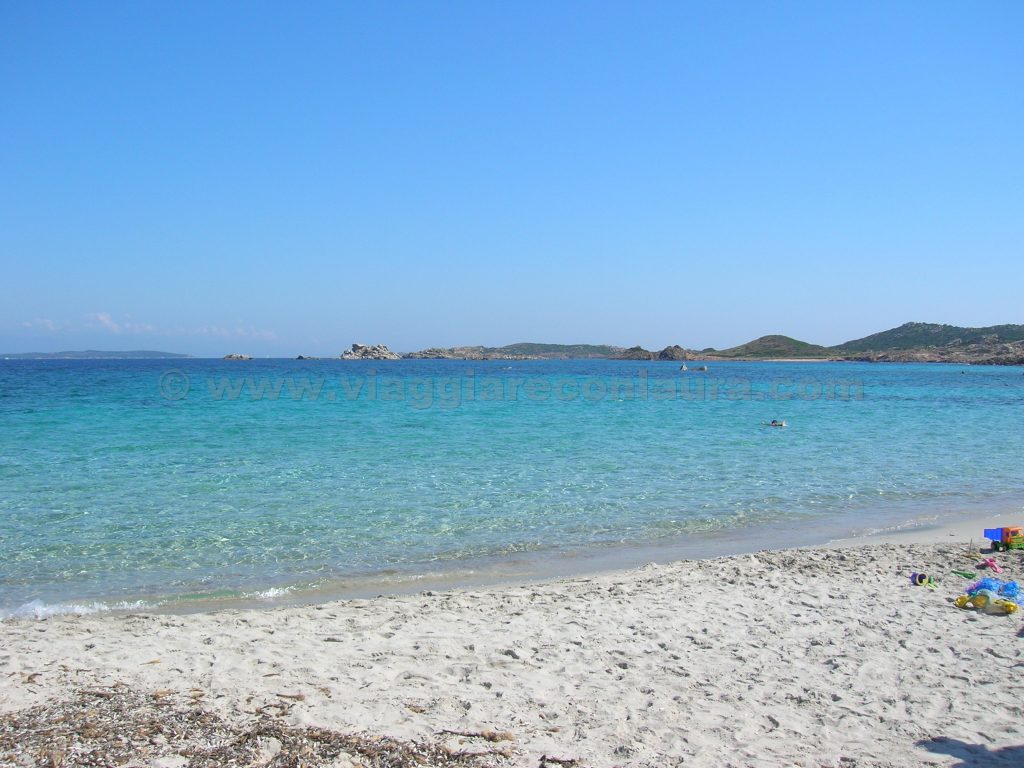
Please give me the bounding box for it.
[2,2,1021,356]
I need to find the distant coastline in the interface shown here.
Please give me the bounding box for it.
[332,322,1024,365]
[6,322,1023,364]
[1,350,192,360]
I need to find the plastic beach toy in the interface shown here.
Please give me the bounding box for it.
[955,577,1022,615]
[997,581,1021,601]
[955,590,1018,615]
[910,572,937,588]
[966,577,1019,599]
[978,557,1004,574]
[983,527,1024,552]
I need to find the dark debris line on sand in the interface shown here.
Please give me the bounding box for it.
[0,685,530,768]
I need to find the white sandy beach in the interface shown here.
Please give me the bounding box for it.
[3,519,1024,768]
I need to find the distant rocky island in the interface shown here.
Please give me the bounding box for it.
[339,343,402,360]
[288,344,403,361]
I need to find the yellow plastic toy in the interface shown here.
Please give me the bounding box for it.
[954,590,1019,615]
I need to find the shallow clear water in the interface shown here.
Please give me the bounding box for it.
[1,359,1022,615]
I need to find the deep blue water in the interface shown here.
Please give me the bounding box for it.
[1,358,1022,615]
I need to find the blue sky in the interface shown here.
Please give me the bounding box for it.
[2,2,1021,356]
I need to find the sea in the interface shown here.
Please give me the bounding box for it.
[1,358,1022,617]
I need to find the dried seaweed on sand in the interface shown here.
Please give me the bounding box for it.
[0,686,515,767]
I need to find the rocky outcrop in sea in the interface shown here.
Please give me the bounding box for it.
[340,343,402,360]
[657,345,694,361]
[612,346,657,360]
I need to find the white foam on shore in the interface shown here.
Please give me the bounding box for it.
[1,598,157,620]
[6,505,1021,621]
[242,586,295,601]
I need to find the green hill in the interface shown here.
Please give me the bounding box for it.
[834,322,1024,352]
[708,335,832,359]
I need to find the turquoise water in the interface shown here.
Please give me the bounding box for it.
[1,359,1023,616]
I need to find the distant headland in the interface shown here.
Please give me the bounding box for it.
[699,322,1024,365]
[317,323,1024,365]
[2,350,192,360]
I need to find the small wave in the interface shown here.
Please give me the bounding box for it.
[242,586,295,601]
[830,514,943,542]
[1,598,156,620]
